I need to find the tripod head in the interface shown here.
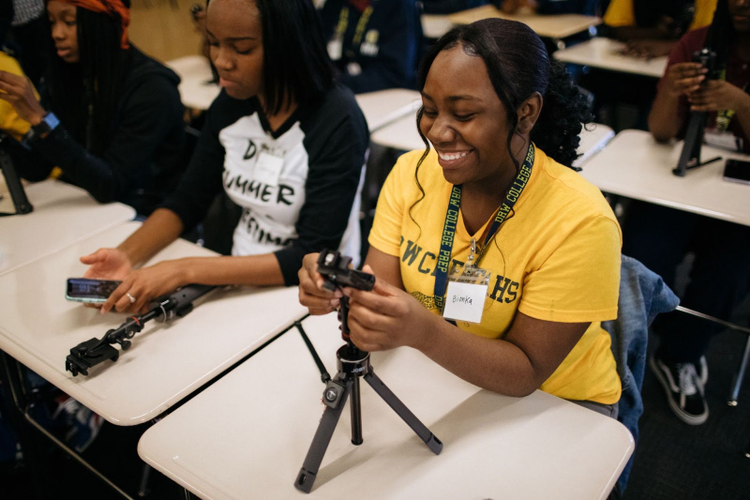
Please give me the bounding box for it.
[317,250,375,353]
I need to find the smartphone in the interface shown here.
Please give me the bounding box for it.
[65,278,122,303]
[723,159,750,185]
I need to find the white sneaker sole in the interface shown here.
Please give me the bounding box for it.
[649,356,709,426]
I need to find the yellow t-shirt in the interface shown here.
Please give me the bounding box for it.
[369,147,622,404]
[0,52,35,140]
[603,0,717,30]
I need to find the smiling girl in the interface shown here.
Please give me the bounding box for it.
[0,0,186,216]
[82,0,369,314]
[299,19,623,414]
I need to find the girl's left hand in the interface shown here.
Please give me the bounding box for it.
[344,266,439,352]
[100,259,190,314]
[689,80,750,112]
[0,71,46,125]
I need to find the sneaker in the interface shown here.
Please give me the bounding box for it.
[649,355,709,425]
[51,396,104,452]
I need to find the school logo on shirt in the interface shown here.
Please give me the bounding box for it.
[400,238,520,309]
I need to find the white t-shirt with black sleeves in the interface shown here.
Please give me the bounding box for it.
[161,83,369,285]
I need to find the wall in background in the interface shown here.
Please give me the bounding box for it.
[129,0,203,63]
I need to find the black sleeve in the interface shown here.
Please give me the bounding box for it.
[26,76,184,204]
[340,0,420,93]
[158,97,227,231]
[274,95,369,285]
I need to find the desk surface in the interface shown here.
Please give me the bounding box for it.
[0,222,306,425]
[448,5,600,39]
[0,180,135,277]
[166,55,221,112]
[579,129,750,226]
[139,313,633,500]
[371,115,614,168]
[421,13,453,39]
[354,88,422,133]
[554,37,667,78]
[165,56,421,134]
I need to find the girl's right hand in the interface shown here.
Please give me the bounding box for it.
[80,248,133,280]
[298,252,343,315]
[663,62,707,97]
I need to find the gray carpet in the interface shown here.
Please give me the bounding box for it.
[623,325,750,500]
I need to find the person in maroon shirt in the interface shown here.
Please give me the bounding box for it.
[624,0,750,426]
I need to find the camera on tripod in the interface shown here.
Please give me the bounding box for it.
[317,250,375,292]
[693,48,718,81]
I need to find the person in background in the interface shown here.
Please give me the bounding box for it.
[0,0,186,217]
[81,0,369,314]
[6,0,49,88]
[318,0,422,92]
[604,0,718,58]
[622,0,750,425]
[0,12,35,141]
[299,19,623,420]
[421,0,487,14]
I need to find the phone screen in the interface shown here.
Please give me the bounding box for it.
[723,159,750,185]
[66,278,122,303]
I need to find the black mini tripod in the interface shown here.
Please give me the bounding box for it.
[294,251,443,493]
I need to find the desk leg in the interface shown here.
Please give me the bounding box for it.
[0,351,55,499]
[728,335,750,406]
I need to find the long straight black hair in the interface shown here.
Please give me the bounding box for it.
[704,0,735,69]
[253,0,335,115]
[46,2,130,156]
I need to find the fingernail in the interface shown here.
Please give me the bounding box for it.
[330,298,340,307]
[334,290,343,298]
[342,288,352,297]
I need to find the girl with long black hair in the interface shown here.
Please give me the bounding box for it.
[82,0,368,313]
[0,0,186,216]
[299,19,623,414]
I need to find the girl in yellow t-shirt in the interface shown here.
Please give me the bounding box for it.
[299,19,622,412]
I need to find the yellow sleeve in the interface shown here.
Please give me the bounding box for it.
[368,152,414,257]
[690,0,718,30]
[603,0,635,28]
[0,52,38,140]
[518,215,622,323]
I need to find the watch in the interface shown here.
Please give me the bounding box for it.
[27,112,60,141]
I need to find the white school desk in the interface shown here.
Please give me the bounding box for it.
[554,37,668,78]
[448,5,600,40]
[354,89,422,133]
[139,313,634,500]
[166,55,221,112]
[160,58,420,135]
[0,179,135,277]
[421,13,453,39]
[578,129,750,226]
[0,221,306,425]
[370,113,615,169]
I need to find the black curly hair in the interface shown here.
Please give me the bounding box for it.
[416,18,591,170]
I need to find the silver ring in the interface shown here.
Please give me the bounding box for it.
[126,292,136,304]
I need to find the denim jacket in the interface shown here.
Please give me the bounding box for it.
[602,255,679,491]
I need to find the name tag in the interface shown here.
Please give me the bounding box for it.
[442,265,490,324]
[254,149,284,187]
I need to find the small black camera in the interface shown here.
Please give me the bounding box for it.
[317,250,375,292]
[693,48,718,80]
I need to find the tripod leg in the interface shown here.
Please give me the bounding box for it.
[350,376,363,445]
[295,377,353,493]
[364,370,443,455]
